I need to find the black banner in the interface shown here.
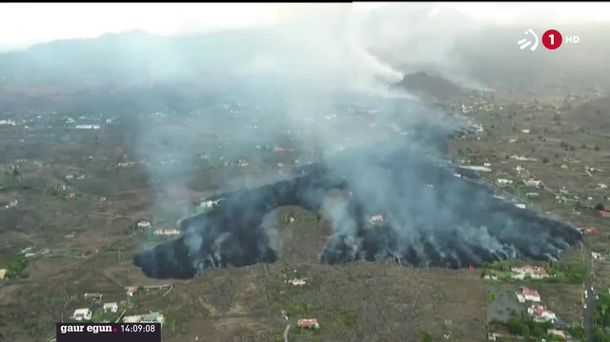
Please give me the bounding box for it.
[56,323,161,342]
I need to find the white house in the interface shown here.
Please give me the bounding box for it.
[524,179,542,188]
[528,304,556,323]
[0,119,16,126]
[123,312,164,324]
[153,228,181,236]
[83,293,103,301]
[459,165,492,173]
[136,220,151,229]
[103,302,118,313]
[286,278,308,287]
[368,214,385,226]
[123,315,142,323]
[125,286,139,297]
[199,198,224,210]
[497,178,513,186]
[72,308,92,321]
[511,266,549,280]
[75,124,100,130]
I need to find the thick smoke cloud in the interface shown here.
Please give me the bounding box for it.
[130,4,582,278]
[127,5,413,219]
[134,121,581,279]
[319,142,580,268]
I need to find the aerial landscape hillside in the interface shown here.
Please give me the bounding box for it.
[1,3,610,342]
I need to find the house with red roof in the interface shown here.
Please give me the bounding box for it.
[528,304,557,323]
[516,287,541,303]
[297,318,320,330]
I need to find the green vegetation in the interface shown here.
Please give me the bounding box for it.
[163,314,176,334]
[481,260,519,280]
[2,257,29,279]
[0,179,34,193]
[419,331,432,342]
[46,250,87,260]
[506,316,552,338]
[481,259,586,284]
[285,302,315,316]
[483,260,518,272]
[88,302,128,323]
[91,309,117,323]
[546,260,586,284]
[491,313,581,341]
[487,290,496,304]
[265,287,280,302]
[490,315,566,341]
[594,292,610,341]
[340,310,357,328]
[567,324,584,340]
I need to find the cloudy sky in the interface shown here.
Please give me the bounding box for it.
[0,2,609,50]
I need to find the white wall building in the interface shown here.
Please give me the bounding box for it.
[72,308,92,321]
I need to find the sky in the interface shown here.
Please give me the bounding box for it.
[1,2,609,50]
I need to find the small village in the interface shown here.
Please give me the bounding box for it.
[447,89,610,341]
[66,284,169,326]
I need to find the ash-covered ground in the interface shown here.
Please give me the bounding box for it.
[134,133,582,279]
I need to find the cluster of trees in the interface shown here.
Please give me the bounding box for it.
[559,141,577,152]
[546,260,587,284]
[559,141,601,152]
[594,292,610,341]
[506,316,553,339]
[2,257,28,279]
[498,316,583,341]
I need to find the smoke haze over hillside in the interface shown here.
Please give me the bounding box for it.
[0,3,592,279]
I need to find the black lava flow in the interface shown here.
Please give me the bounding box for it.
[134,141,582,279]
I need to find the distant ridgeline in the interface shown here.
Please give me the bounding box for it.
[134,136,581,279]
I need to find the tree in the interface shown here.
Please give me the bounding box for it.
[507,318,530,336]
[542,157,550,164]
[595,203,605,211]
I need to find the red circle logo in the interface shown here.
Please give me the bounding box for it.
[542,29,562,50]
